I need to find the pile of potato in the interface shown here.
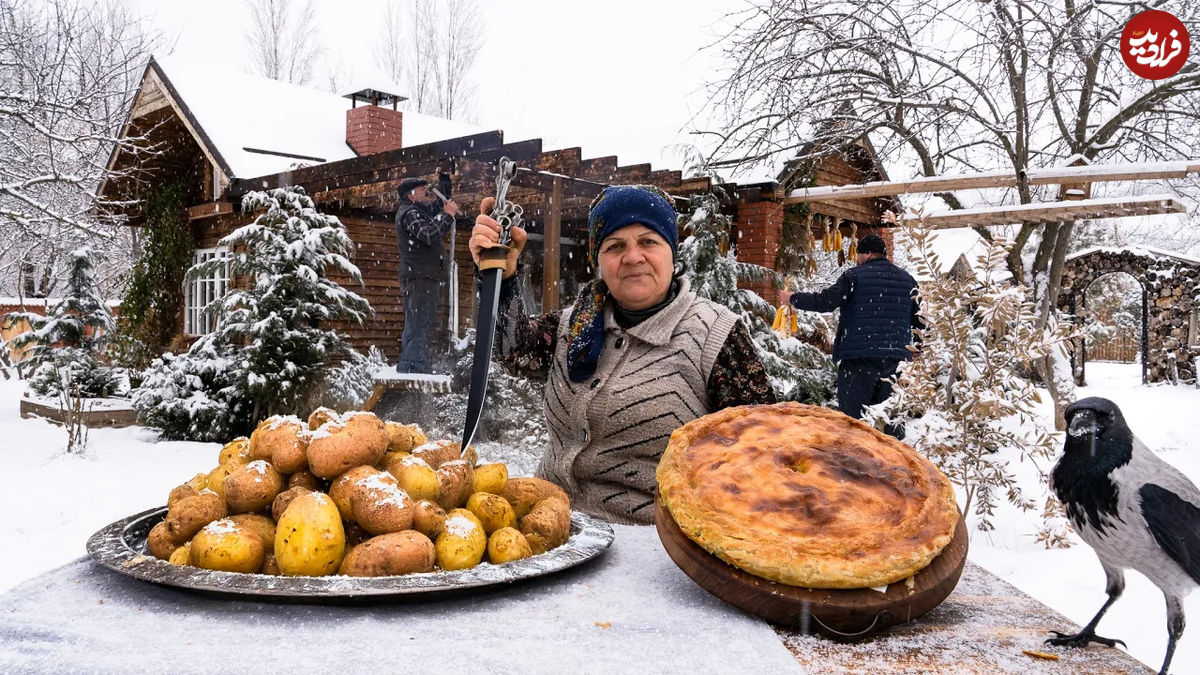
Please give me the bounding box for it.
[147,408,572,578]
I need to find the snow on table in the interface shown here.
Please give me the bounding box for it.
[0,528,1156,674]
[779,561,1152,673]
[0,525,799,674]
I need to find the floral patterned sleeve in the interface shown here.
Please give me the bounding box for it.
[707,319,778,409]
[492,274,560,382]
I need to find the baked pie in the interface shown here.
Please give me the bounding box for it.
[657,402,958,588]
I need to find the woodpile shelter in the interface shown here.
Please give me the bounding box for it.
[98,57,895,363]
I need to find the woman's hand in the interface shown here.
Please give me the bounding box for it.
[470,197,527,279]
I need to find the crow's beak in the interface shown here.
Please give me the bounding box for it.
[1068,409,1101,438]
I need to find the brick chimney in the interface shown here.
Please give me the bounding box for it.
[343,86,408,156]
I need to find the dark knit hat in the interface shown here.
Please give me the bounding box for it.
[858,233,887,256]
[396,177,429,199]
[587,185,678,265]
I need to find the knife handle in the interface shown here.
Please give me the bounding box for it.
[478,244,511,271]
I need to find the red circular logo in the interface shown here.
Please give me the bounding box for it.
[1121,10,1190,80]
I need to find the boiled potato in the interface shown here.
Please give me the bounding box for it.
[380,450,411,473]
[384,421,426,453]
[329,465,381,520]
[168,542,192,566]
[288,469,322,491]
[184,472,208,492]
[472,463,508,495]
[338,531,436,577]
[351,471,415,535]
[411,439,461,469]
[206,465,231,501]
[435,459,474,511]
[306,413,388,479]
[411,500,447,540]
[248,415,306,463]
[502,477,569,520]
[520,497,571,555]
[275,491,345,576]
[147,521,179,559]
[190,518,265,573]
[164,490,227,543]
[218,437,252,468]
[307,406,340,430]
[434,509,486,571]
[229,513,276,555]
[167,483,199,509]
[272,486,311,522]
[224,460,284,514]
[466,492,516,535]
[392,456,440,502]
[487,527,533,564]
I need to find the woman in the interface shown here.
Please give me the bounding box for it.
[470,185,776,525]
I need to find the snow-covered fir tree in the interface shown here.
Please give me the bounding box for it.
[133,187,372,440]
[4,246,116,396]
[864,215,1078,535]
[678,191,834,404]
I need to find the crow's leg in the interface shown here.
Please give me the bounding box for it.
[1047,564,1127,649]
[1158,594,1184,675]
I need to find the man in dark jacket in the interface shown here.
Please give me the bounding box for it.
[395,175,459,373]
[779,233,921,437]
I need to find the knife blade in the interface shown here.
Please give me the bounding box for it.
[459,158,520,454]
[461,255,505,452]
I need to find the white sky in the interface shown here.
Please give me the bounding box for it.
[132,0,751,175]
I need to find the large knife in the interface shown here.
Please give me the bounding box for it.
[460,158,522,452]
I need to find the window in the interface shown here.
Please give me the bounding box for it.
[184,248,229,336]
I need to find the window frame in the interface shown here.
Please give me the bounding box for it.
[184,247,230,337]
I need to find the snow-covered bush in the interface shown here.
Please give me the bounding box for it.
[678,190,834,404]
[132,187,373,439]
[316,346,388,412]
[419,330,548,450]
[4,247,117,397]
[132,341,247,442]
[865,216,1078,535]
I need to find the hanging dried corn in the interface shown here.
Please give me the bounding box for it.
[848,223,859,259]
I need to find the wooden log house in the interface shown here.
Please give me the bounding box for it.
[98,57,895,363]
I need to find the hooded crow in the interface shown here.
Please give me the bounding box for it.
[1046,396,1199,674]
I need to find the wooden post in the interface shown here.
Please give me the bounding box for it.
[542,176,563,311]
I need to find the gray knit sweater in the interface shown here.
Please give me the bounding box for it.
[493,276,777,525]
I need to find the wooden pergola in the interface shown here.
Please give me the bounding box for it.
[778,160,1199,229]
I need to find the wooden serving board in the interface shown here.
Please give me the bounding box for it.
[654,491,968,641]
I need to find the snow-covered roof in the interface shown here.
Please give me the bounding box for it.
[153,55,485,179]
[1067,245,1200,266]
[895,227,991,281]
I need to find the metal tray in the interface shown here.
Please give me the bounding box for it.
[87,505,614,601]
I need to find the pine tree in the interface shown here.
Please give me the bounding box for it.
[677,190,835,404]
[133,187,373,440]
[4,246,117,396]
[864,214,1079,534]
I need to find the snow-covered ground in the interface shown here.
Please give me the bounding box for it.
[1,361,1198,672]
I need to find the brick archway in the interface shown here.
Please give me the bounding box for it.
[1060,248,1200,384]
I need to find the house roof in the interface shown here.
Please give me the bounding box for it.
[152,55,485,180]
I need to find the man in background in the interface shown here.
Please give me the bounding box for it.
[779,233,921,437]
[395,174,458,373]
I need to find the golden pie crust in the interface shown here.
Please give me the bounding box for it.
[657,402,958,589]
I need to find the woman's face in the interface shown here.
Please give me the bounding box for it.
[596,224,674,311]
